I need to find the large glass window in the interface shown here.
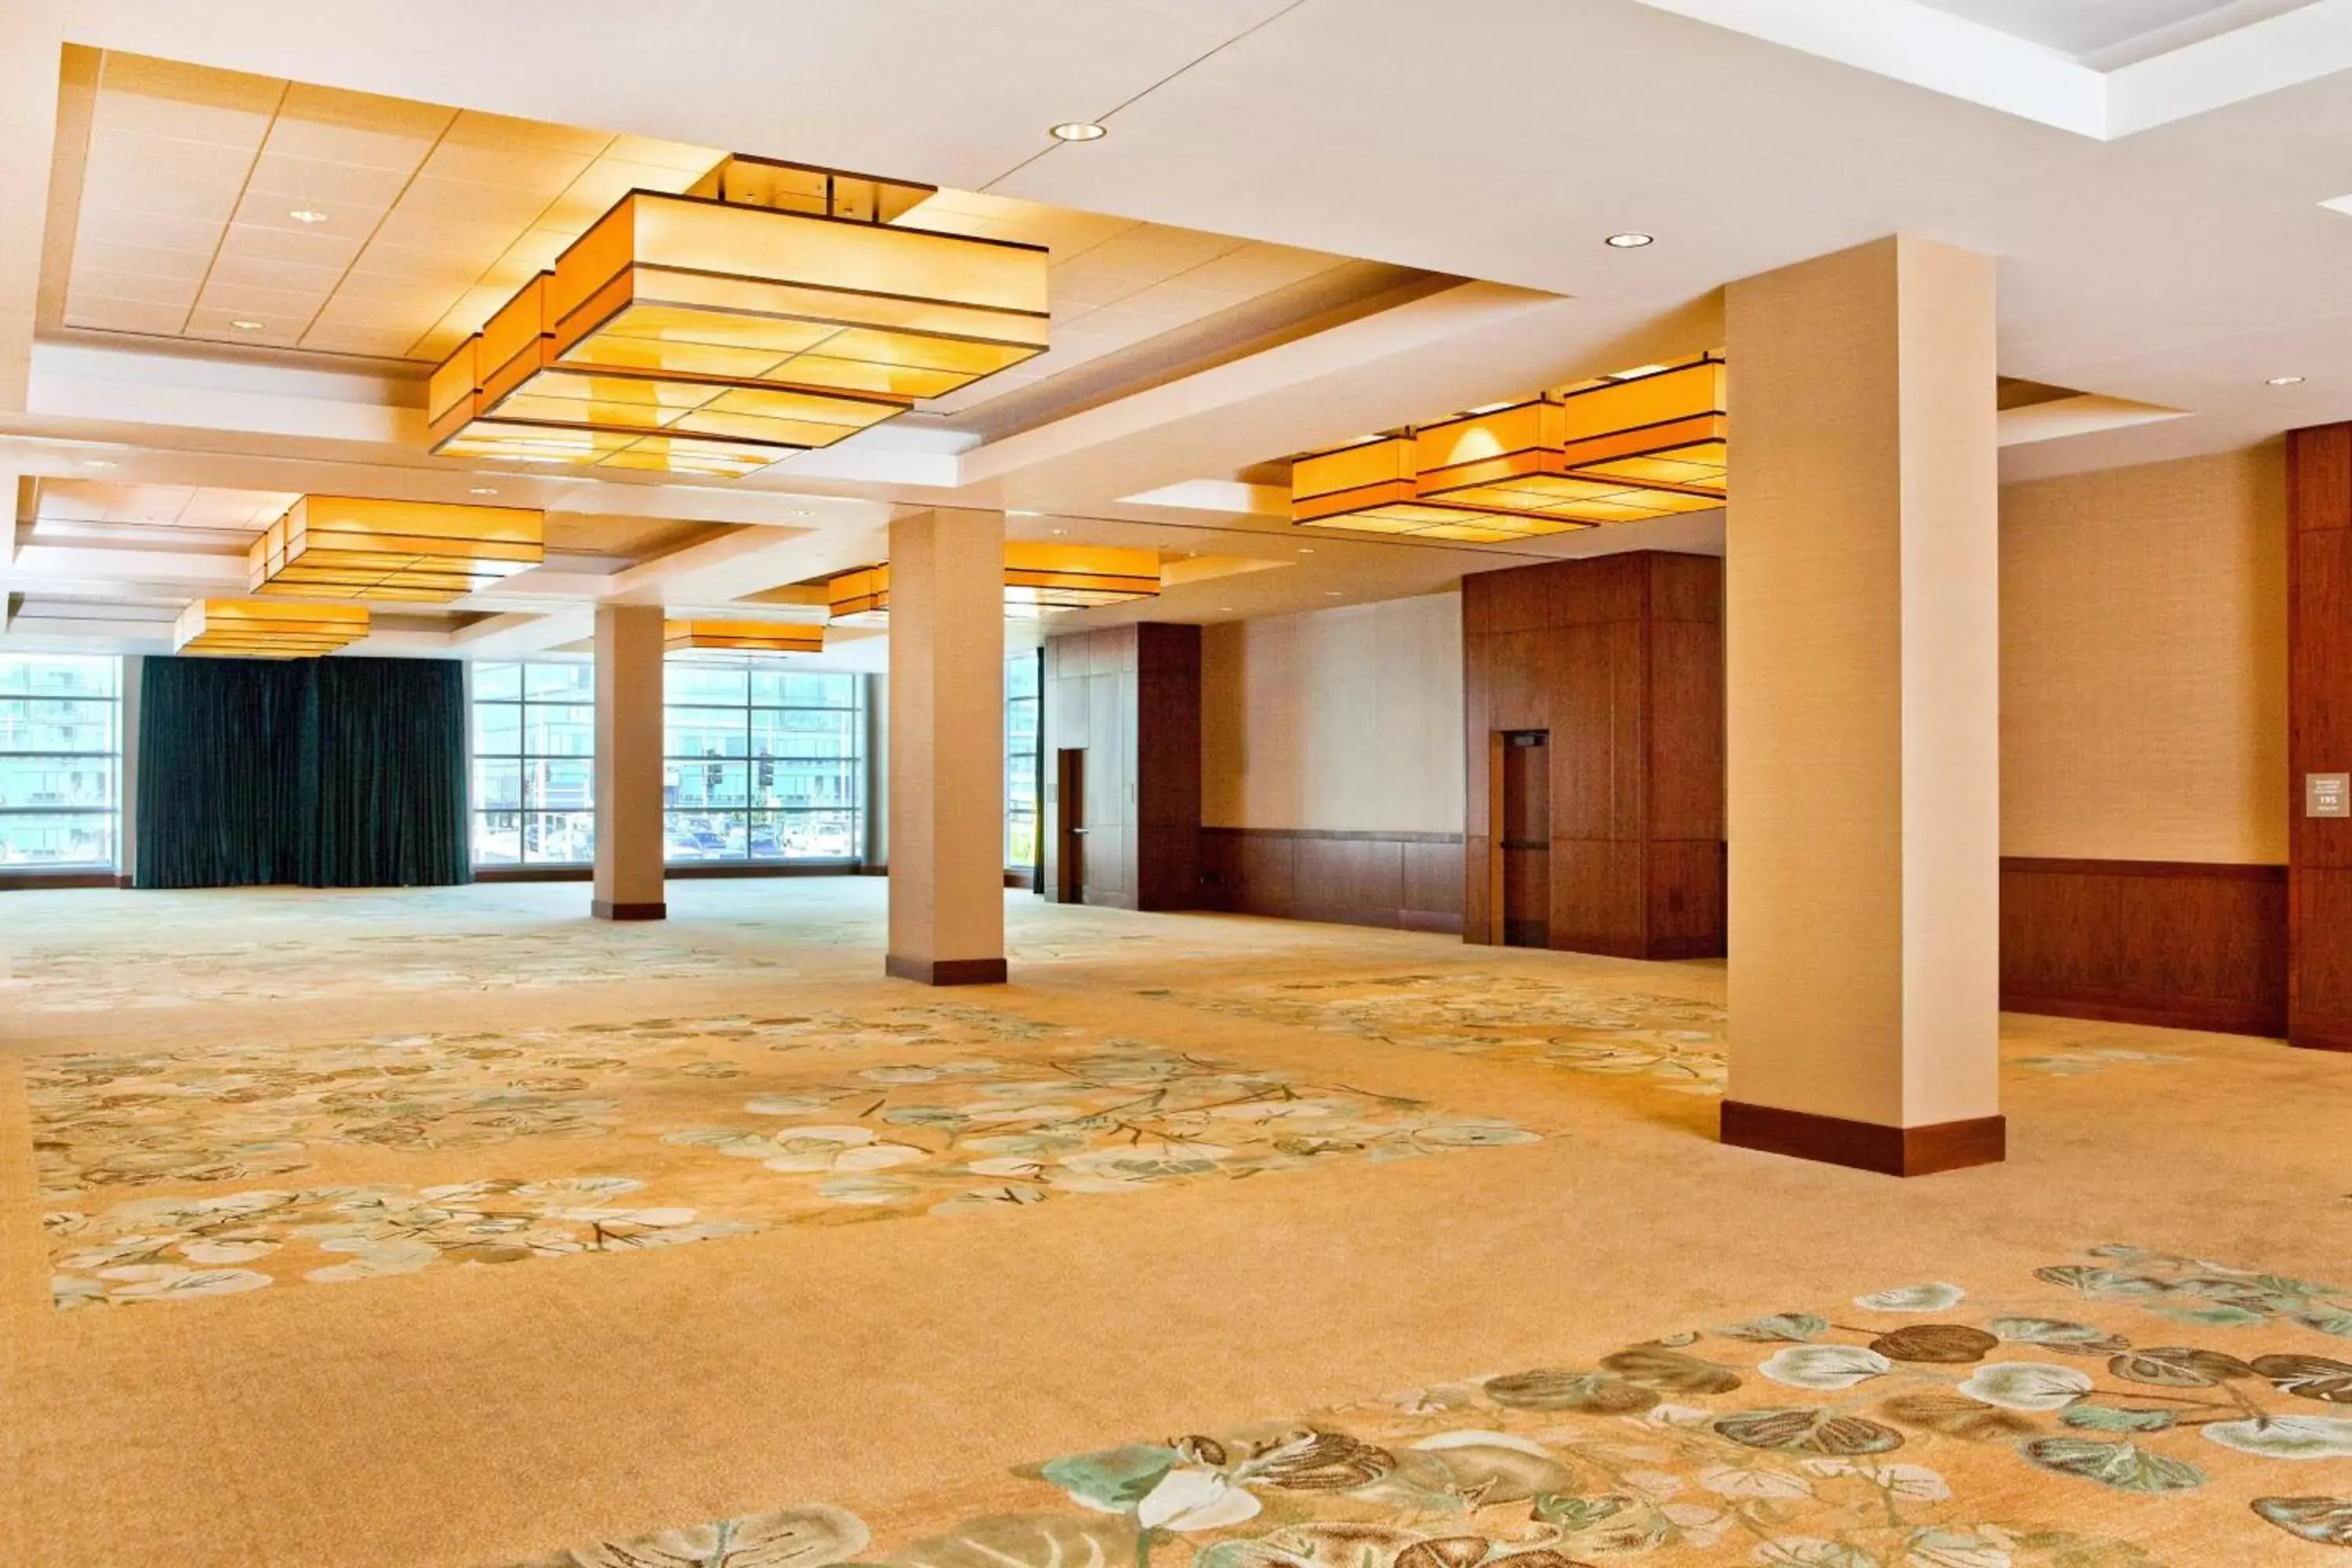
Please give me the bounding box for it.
[1006,651,1039,869]
[470,661,594,866]
[664,666,863,862]
[0,655,122,869]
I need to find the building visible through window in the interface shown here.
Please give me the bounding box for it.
[0,655,122,869]
[469,661,594,866]
[1005,650,1040,869]
[664,665,862,863]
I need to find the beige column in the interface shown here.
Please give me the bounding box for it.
[592,603,666,921]
[887,508,1007,983]
[1721,235,2003,1175]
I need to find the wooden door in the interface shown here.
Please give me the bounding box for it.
[1055,748,1087,903]
[1500,730,1551,947]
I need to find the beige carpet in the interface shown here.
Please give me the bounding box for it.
[2,879,2347,1566]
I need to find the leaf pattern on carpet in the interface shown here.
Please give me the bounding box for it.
[495,1245,2352,1566]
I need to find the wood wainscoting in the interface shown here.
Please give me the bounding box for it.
[1999,858,2287,1036]
[1197,827,1464,933]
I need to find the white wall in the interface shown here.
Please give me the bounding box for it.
[1200,591,1463,833]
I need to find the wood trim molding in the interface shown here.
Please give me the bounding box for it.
[1998,856,2286,1036]
[884,954,1008,985]
[590,899,666,920]
[0,870,119,890]
[1720,1101,2006,1177]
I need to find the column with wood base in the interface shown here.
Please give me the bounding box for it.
[1720,236,2005,1176]
[591,603,666,921]
[2287,423,2352,1051]
[886,508,1007,985]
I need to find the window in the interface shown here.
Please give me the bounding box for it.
[1006,650,1040,869]
[0,655,122,869]
[470,661,594,866]
[664,666,863,863]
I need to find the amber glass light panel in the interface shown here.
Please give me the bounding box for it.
[1414,357,1727,524]
[1290,436,1571,543]
[172,600,370,658]
[247,497,544,604]
[663,619,826,656]
[428,156,1050,477]
[826,544,1160,623]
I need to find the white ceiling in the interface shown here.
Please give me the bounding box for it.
[1913,0,2315,63]
[3,0,2352,656]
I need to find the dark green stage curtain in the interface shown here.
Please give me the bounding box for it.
[137,655,470,889]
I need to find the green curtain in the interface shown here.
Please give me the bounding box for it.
[137,655,470,889]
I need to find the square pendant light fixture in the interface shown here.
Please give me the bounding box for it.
[663,619,826,655]
[1290,436,1572,543]
[249,496,545,604]
[172,599,371,658]
[826,543,1163,625]
[1290,354,1729,540]
[428,155,1050,477]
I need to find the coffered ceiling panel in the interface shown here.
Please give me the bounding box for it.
[57,49,724,363]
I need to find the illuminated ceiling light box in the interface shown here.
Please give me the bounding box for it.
[249,497,545,604]
[664,619,826,656]
[172,599,370,659]
[1414,355,1727,524]
[827,543,1163,624]
[429,156,1050,477]
[1290,436,1566,543]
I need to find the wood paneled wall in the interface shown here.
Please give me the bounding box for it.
[2288,424,2352,1050]
[1999,858,2287,1035]
[1040,623,1200,912]
[1196,828,1463,931]
[1462,550,1726,960]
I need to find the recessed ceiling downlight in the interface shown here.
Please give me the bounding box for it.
[2268,375,2307,387]
[1049,121,1107,142]
[230,318,264,330]
[1604,232,1654,249]
[289,208,329,224]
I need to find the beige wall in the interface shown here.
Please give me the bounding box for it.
[1201,592,1463,833]
[2001,445,2287,865]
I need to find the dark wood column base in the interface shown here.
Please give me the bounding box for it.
[885,954,1008,985]
[1720,1101,2005,1177]
[2288,1025,2352,1054]
[590,899,667,921]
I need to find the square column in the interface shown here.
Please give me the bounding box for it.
[2287,423,2352,1051]
[1722,235,2003,1175]
[887,508,1007,983]
[592,603,666,920]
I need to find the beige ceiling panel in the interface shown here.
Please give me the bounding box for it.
[270,83,452,169]
[208,252,348,296]
[306,292,441,332]
[539,159,705,227]
[82,128,257,220]
[229,187,390,243]
[1175,243,1345,298]
[341,241,483,286]
[74,209,227,254]
[365,205,527,255]
[176,488,298,528]
[91,53,281,149]
[1061,227,1243,282]
[99,484,199,522]
[31,481,117,522]
[443,110,611,158]
[63,296,193,336]
[68,267,201,307]
[216,220,366,270]
[71,239,213,283]
[601,136,723,173]
[245,151,417,212]
[417,140,596,194]
[195,277,335,314]
[301,323,427,358]
[493,227,577,276]
[1104,278,1235,322]
[1046,267,1152,309]
[184,306,304,347]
